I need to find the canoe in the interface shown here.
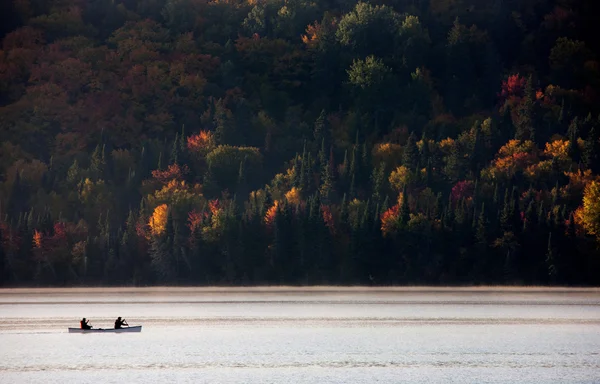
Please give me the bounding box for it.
[68,326,142,333]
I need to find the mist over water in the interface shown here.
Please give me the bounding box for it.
[1,287,599,384]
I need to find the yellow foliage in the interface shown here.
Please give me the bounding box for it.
[389,165,411,191]
[524,160,553,180]
[149,204,168,236]
[581,181,600,239]
[150,180,202,208]
[565,169,598,190]
[285,187,301,206]
[543,139,569,160]
[482,139,538,180]
[498,140,535,157]
[397,191,405,207]
[285,166,296,182]
[439,137,455,154]
[372,142,402,166]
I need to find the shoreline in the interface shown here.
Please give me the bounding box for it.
[1,285,600,294]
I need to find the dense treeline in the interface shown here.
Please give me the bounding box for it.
[1,0,600,286]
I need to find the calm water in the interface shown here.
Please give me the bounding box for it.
[0,287,599,384]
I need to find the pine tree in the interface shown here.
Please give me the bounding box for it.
[514,75,535,142]
[170,133,180,165]
[320,154,333,204]
[476,203,487,245]
[314,109,326,144]
[583,127,599,173]
[349,144,357,198]
[299,143,307,192]
[403,132,418,170]
[545,232,558,281]
[567,117,581,163]
[370,163,385,204]
[157,151,163,171]
[214,100,235,145]
[90,144,106,180]
[400,186,410,226]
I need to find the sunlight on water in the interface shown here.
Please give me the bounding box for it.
[0,287,599,384]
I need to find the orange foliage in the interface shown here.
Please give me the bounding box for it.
[187,130,214,153]
[484,140,538,180]
[301,22,321,48]
[149,204,168,236]
[321,205,335,233]
[208,199,220,216]
[33,230,43,249]
[544,139,569,160]
[285,187,301,206]
[381,205,400,237]
[151,164,189,184]
[498,140,535,157]
[565,169,598,190]
[264,201,279,227]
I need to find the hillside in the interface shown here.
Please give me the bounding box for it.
[1,0,600,286]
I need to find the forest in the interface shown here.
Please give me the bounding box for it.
[1,0,600,286]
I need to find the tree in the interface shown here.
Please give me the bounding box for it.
[402,132,418,171]
[579,181,600,241]
[347,56,394,114]
[545,232,558,281]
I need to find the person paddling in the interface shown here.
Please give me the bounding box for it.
[80,318,92,330]
[114,317,129,329]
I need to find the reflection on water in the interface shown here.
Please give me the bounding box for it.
[0,287,599,384]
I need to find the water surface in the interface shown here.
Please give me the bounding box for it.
[0,287,599,383]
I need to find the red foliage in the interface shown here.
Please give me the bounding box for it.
[321,205,335,233]
[380,204,400,237]
[151,164,189,184]
[451,180,474,203]
[52,222,67,241]
[2,27,44,50]
[499,74,527,102]
[187,130,213,152]
[135,221,148,239]
[187,210,206,234]
[0,222,21,254]
[208,199,220,216]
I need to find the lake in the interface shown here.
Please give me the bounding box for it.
[0,287,599,384]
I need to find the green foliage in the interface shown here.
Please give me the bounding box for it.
[206,146,262,192]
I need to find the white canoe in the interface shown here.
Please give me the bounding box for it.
[68,326,142,333]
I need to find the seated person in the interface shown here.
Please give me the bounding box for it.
[80,318,91,329]
[114,317,128,329]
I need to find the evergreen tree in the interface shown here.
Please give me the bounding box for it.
[545,232,558,281]
[314,109,326,144]
[370,163,385,204]
[514,75,535,142]
[90,144,106,180]
[170,133,180,165]
[583,128,600,173]
[476,203,487,245]
[399,186,410,226]
[403,132,418,170]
